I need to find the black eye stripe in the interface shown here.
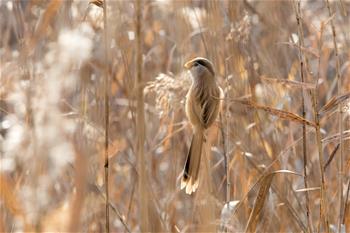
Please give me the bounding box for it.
[192,59,215,76]
[196,60,206,67]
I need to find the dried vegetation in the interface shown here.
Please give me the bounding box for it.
[0,0,350,232]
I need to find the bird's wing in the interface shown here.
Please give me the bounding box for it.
[201,86,222,128]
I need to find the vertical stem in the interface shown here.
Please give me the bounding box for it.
[293,2,312,232]
[223,57,232,203]
[325,1,343,232]
[102,0,110,232]
[220,112,229,202]
[135,0,148,231]
[342,179,350,225]
[222,117,230,203]
[311,14,329,233]
[314,105,328,233]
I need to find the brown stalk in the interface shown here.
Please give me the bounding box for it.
[323,144,340,171]
[125,180,136,224]
[219,40,233,233]
[223,56,233,204]
[235,99,316,127]
[293,1,312,232]
[102,0,110,231]
[135,0,149,231]
[311,13,329,233]
[326,0,344,232]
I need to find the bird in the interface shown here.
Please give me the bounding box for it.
[180,57,223,195]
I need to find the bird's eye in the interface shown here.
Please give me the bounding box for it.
[193,62,199,67]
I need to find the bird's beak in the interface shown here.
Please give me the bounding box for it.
[184,59,194,69]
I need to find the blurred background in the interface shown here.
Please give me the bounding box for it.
[0,0,349,232]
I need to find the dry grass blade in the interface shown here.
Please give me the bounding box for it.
[239,150,309,232]
[244,170,302,233]
[322,130,350,145]
[244,174,273,233]
[261,76,316,90]
[235,99,316,127]
[323,143,340,171]
[295,187,321,193]
[319,92,350,117]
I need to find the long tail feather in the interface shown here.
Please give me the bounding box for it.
[181,129,204,194]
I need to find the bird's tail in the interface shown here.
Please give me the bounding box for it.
[181,129,204,194]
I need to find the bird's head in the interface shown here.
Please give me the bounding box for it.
[184,57,215,80]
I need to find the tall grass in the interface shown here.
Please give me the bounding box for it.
[0,0,349,232]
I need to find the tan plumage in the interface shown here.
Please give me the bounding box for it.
[181,57,223,195]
